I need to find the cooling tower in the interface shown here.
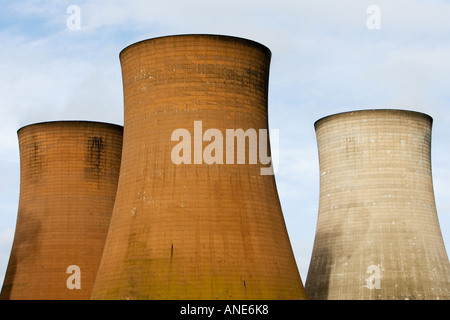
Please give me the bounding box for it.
[305,109,450,300]
[91,34,306,300]
[0,121,123,300]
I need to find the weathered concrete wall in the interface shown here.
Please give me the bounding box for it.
[306,109,450,300]
[91,34,306,300]
[0,121,123,300]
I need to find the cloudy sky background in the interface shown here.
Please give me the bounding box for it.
[1,0,450,286]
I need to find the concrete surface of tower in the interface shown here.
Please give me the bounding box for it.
[0,121,123,300]
[91,34,307,300]
[305,109,450,300]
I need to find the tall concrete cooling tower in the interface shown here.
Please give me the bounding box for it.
[305,109,450,300]
[0,121,123,300]
[91,34,306,300]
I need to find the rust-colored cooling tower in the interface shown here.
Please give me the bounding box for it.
[91,34,306,300]
[305,109,450,300]
[0,121,123,300]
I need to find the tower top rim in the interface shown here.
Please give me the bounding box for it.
[314,109,433,129]
[119,33,272,59]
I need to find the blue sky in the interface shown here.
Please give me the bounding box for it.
[1,0,450,286]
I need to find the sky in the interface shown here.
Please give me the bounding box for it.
[1,0,450,287]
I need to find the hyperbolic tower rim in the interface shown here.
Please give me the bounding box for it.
[314,108,433,128]
[119,33,272,59]
[17,120,123,134]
